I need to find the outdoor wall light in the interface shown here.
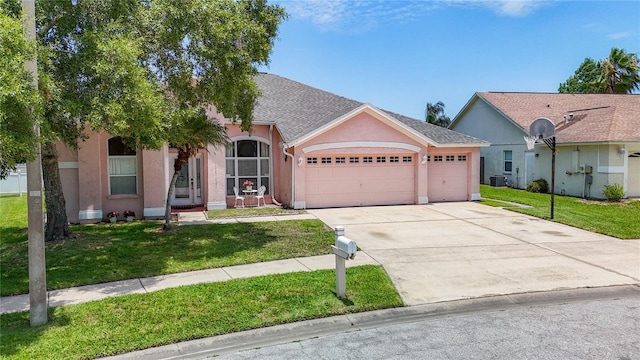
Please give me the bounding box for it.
[298,156,304,167]
[421,155,428,164]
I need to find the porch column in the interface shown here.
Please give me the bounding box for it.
[142,146,166,218]
[206,144,227,210]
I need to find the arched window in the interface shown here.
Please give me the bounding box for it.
[226,140,269,195]
[108,137,137,195]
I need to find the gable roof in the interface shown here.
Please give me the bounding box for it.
[466,92,640,143]
[252,73,488,147]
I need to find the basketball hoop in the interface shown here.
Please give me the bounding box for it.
[524,135,538,150]
[527,117,558,219]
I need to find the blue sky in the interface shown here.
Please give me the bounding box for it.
[259,0,640,120]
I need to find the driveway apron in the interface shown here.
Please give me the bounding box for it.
[308,202,639,306]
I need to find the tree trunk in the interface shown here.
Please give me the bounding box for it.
[163,150,190,231]
[41,142,70,241]
[163,170,180,231]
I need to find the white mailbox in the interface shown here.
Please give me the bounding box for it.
[336,236,357,258]
[332,226,356,260]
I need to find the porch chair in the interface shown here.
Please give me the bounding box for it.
[233,187,245,208]
[255,185,266,207]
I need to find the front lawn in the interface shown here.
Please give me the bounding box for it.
[0,195,334,296]
[1,265,403,360]
[480,185,640,239]
[207,207,305,219]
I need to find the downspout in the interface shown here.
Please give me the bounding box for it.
[269,125,282,206]
[282,144,295,208]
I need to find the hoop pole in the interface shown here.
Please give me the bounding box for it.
[550,137,555,219]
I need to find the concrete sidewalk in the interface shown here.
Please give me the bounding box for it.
[0,213,378,314]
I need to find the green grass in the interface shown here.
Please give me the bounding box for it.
[207,207,306,219]
[480,185,640,239]
[0,195,28,244]
[1,216,335,296]
[0,265,403,360]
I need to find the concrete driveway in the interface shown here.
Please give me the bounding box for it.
[308,202,640,306]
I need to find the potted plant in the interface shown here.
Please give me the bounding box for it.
[242,180,254,191]
[107,211,120,223]
[124,210,135,222]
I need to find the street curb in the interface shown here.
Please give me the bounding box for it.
[103,284,639,360]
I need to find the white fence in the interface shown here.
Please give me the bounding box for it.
[0,165,28,196]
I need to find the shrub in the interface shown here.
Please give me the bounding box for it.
[533,178,549,193]
[526,181,541,193]
[603,183,625,201]
[526,178,549,193]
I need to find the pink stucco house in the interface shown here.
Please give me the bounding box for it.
[57,73,489,223]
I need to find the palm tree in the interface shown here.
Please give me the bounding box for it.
[599,48,640,94]
[163,110,228,230]
[425,101,451,127]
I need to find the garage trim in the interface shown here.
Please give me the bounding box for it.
[302,141,421,154]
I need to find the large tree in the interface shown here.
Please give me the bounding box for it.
[31,0,285,239]
[138,0,285,230]
[425,101,451,127]
[558,57,602,94]
[0,9,40,178]
[35,0,168,240]
[559,48,640,94]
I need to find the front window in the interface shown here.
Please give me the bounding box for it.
[504,150,513,173]
[108,137,137,195]
[226,140,270,195]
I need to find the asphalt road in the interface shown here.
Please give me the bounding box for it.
[212,296,640,360]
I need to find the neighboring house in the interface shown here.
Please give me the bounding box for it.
[449,92,640,199]
[0,163,27,196]
[57,73,489,223]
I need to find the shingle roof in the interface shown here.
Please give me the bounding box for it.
[253,73,487,146]
[382,109,489,145]
[476,92,640,143]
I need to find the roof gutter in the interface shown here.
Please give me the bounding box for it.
[282,143,295,208]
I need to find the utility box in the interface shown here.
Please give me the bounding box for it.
[578,164,593,174]
[490,176,506,187]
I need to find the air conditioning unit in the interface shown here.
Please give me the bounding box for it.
[490,176,506,187]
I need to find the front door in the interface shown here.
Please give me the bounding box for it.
[171,154,203,206]
[525,151,536,188]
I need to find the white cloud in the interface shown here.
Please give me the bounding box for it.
[454,0,547,17]
[280,0,546,33]
[607,32,630,40]
[488,0,545,17]
[279,0,440,33]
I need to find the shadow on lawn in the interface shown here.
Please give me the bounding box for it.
[2,219,331,296]
[0,309,70,359]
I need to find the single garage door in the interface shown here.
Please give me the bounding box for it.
[305,154,415,208]
[628,152,640,197]
[428,154,469,202]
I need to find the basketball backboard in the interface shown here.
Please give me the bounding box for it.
[529,117,555,139]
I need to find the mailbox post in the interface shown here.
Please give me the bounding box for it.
[331,226,356,299]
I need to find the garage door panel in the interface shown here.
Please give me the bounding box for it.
[305,156,414,208]
[428,161,469,202]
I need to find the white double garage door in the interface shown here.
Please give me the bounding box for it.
[304,153,469,208]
